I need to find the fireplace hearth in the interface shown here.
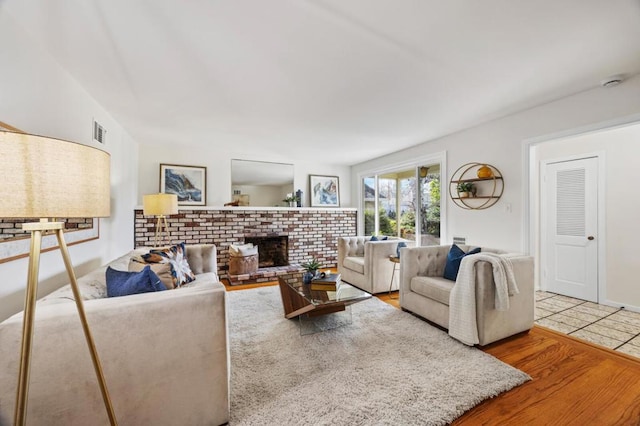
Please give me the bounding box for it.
[245,235,288,268]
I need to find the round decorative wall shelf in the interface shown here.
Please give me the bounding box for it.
[449,163,504,210]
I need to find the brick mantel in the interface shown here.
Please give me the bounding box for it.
[133,207,357,274]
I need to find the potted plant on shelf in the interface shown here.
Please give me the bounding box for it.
[301,257,321,284]
[283,193,299,207]
[457,182,475,198]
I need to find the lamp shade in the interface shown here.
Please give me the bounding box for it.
[143,193,178,216]
[0,131,110,218]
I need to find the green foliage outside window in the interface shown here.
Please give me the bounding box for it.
[364,208,396,236]
[364,173,440,239]
[400,210,415,234]
[423,177,440,236]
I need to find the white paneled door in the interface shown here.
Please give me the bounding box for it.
[542,157,599,302]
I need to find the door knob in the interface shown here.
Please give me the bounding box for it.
[587,236,595,240]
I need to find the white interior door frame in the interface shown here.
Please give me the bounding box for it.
[522,113,640,256]
[539,153,605,302]
[521,114,640,297]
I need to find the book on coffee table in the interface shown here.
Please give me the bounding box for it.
[310,273,341,291]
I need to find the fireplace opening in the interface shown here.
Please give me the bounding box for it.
[244,235,289,268]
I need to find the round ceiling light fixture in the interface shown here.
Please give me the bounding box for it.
[601,74,625,88]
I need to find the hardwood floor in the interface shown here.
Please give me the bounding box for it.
[224,281,640,425]
[455,326,640,425]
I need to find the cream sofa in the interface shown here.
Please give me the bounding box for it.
[399,244,534,346]
[337,236,409,294]
[0,244,229,426]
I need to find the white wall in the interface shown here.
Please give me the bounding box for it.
[534,122,640,311]
[0,12,139,320]
[137,147,351,208]
[352,74,640,254]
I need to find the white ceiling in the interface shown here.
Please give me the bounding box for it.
[5,0,640,165]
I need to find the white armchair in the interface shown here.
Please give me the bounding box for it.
[399,244,534,346]
[337,236,410,294]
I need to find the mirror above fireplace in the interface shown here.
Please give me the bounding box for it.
[231,159,294,207]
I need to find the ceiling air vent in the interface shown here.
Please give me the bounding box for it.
[93,120,106,144]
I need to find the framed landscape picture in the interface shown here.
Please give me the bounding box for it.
[160,164,207,206]
[310,175,340,207]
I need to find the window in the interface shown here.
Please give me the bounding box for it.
[418,166,441,245]
[361,162,441,245]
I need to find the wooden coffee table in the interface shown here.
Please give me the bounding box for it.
[278,276,371,320]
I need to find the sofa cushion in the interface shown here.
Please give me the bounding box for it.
[186,244,217,274]
[129,259,175,289]
[106,266,167,297]
[142,242,196,287]
[410,276,455,305]
[443,244,481,281]
[343,256,365,274]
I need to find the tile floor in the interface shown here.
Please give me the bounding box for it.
[535,291,640,359]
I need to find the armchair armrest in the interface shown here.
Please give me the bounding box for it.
[474,254,535,345]
[475,255,535,310]
[363,240,403,275]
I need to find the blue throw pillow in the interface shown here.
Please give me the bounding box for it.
[370,236,388,241]
[106,266,167,297]
[443,245,481,281]
[396,242,407,258]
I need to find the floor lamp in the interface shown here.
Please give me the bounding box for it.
[143,193,178,247]
[0,131,117,425]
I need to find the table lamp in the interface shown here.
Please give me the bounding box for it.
[0,131,117,425]
[143,193,178,247]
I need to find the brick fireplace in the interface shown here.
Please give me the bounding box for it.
[133,207,357,284]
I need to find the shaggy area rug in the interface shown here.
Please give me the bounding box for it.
[228,286,530,425]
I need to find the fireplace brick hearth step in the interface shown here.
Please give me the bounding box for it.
[227,264,306,286]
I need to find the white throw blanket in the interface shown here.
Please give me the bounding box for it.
[449,253,520,346]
